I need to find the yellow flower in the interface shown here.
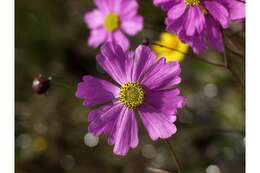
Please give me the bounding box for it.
[153,32,189,62]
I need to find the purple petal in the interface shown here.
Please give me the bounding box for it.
[121,16,143,36]
[96,42,128,85]
[204,0,229,28]
[206,17,224,52]
[113,108,139,156]
[185,8,196,36]
[140,58,181,90]
[193,6,205,33]
[94,0,112,13]
[185,7,204,36]
[166,11,187,34]
[167,1,186,20]
[225,0,245,21]
[145,88,186,116]
[112,30,130,51]
[178,30,207,54]
[120,0,139,19]
[131,45,157,82]
[76,76,119,107]
[139,104,177,140]
[88,28,107,48]
[88,103,123,136]
[154,0,181,11]
[84,10,104,29]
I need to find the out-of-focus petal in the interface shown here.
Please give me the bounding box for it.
[94,0,112,13]
[84,10,105,29]
[185,7,198,36]
[120,0,139,19]
[154,0,181,11]
[206,17,224,52]
[225,0,245,21]
[167,1,186,20]
[204,0,229,28]
[121,16,143,36]
[112,30,130,51]
[88,28,107,48]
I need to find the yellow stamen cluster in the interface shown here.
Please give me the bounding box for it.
[119,83,144,109]
[185,0,201,6]
[103,13,120,32]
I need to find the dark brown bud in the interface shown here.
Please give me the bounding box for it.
[32,74,50,94]
[142,37,150,46]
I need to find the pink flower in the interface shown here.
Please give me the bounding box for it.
[84,0,144,51]
[153,0,245,54]
[76,42,186,156]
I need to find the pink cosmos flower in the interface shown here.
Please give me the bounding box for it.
[84,0,143,51]
[76,42,186,156]
[153,0,245,54]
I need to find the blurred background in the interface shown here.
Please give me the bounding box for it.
[15,0,245,173]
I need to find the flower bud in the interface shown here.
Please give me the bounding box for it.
[32,74,50,94]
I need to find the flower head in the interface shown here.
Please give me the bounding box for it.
[76,42,186,156]
[153,32,189,62]
[153,0,245,54]
[84,0,144,51]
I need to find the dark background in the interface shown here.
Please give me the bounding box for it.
[15,0,245,173]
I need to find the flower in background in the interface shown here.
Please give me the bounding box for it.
[76,42,186,156]
[153,0,245,54]
[84,0,143,51]
[153,32,189,62]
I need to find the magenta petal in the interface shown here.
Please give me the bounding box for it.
[94,0,112,13]
[141,58,181,90]
[225,0,245,21]
[112,30,129,51]
[84,10,104,29]
[206,17,224,52]
[121,16,143,36]
[75,76,119,107]
[88,103,123,136]
[166,11,187,34]
[88,28,107,48]
[193,6,205,33]
[132,45,157,82]
[96,42,128,85]
[120,0,139,19]
[113,108,139,156]
[167,1,186,20]
[185,8,197,36]
[139,104,177,141]
[145,88,186,116]
[204,0,229,28]
[154,0,180,11]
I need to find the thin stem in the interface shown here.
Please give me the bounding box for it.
[164,140,181,173]
[150,40,244,87]
[48,76,75,89]
[150,42,227,68]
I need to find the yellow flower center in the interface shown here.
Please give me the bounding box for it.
[103,13,120,32]
[185,0,201,6]
[119,83,144,109]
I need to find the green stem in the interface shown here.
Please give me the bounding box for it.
[164,140,181,173]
